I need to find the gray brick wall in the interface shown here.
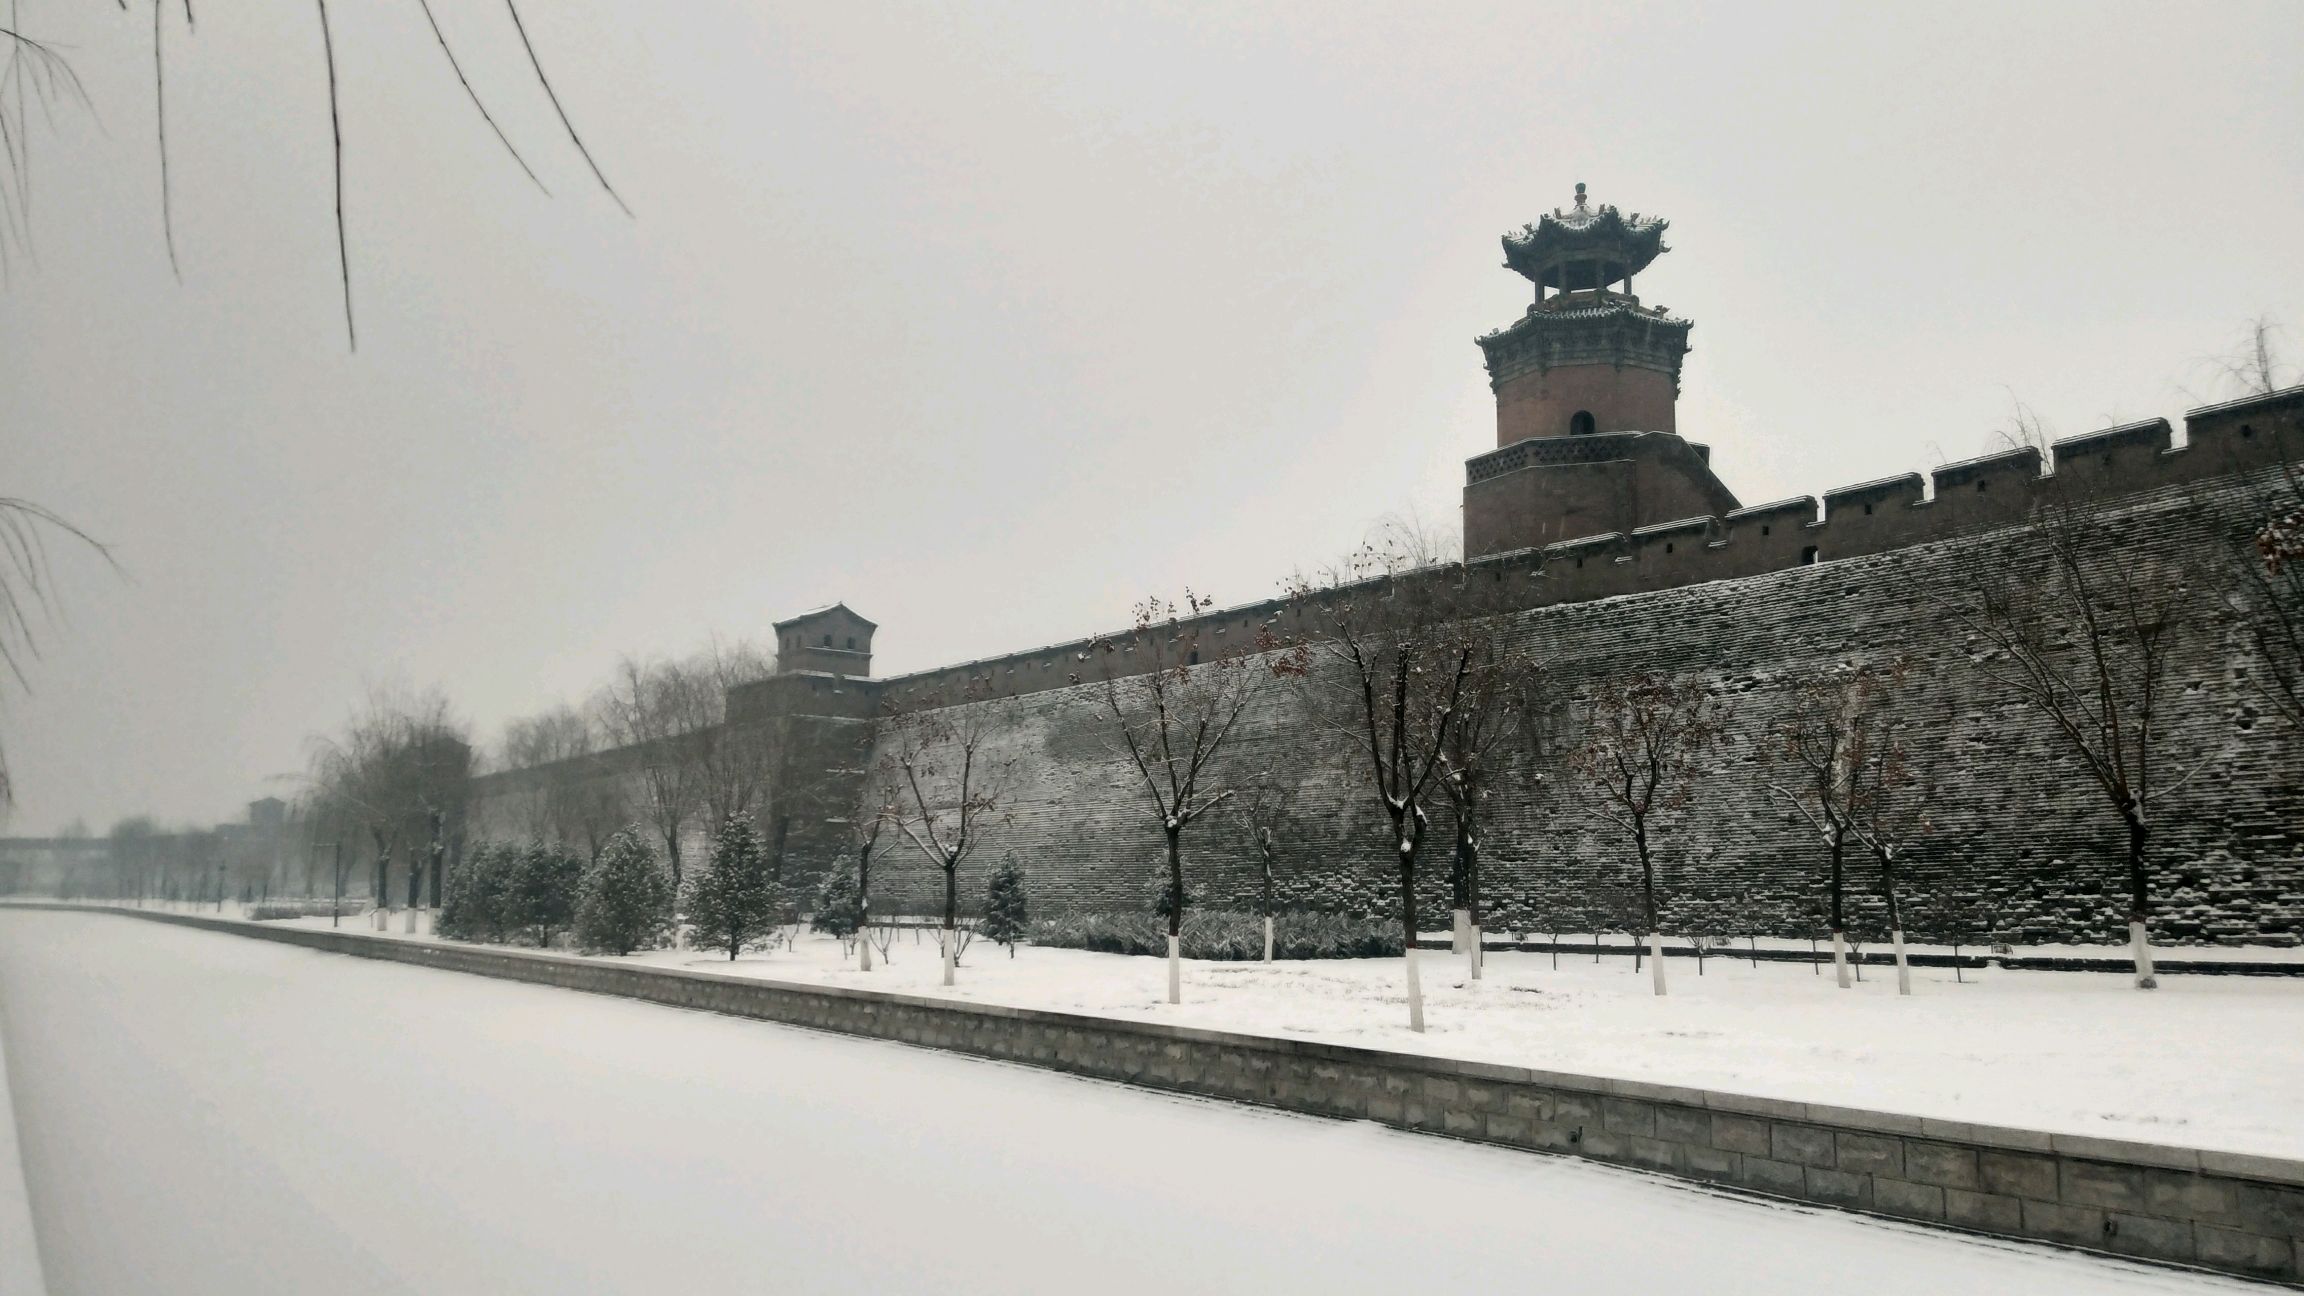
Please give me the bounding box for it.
[849,467,2303,947]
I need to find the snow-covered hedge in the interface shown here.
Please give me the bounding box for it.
[1031,910,1401,960]
[246,898,361,921]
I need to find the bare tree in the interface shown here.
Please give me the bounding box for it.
[1081,592,1288,1003]
[1433,621,1533,981]
[2205,315,2296,401]
[687,639,779,831]
[597,655,708,897]
[307,683,470,932]
[1767,660,1923,991]
[106,814,160,904]
[1237,777,1300,962]
[847,778,897,971]
[2236,480,2304,735]
[880,680,1015,987]
[0,498,117,814]
[1570,673,1721,997]
[2198,319,2303,737]
[1841,670,1933,996]
[564,697,633,863]
[309,695,403,928]
[1282,543,1485,1032]
[1937,490,2210,990]
[499,703,594,842]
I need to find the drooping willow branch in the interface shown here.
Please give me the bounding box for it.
[4,5,627,349]
[154,0,180,280]
[0,498,122,809]
[313,0,353,348]
[415,0,545,194]
[0,23,95,271]
[504,0,629,217]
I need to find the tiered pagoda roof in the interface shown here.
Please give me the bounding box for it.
[1501,183,1671,289]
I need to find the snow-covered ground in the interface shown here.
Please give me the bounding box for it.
[0,910,2256,1296]
[223,905,2304,1161]
[0,1011,50,1296]
[1485,931,2304,965]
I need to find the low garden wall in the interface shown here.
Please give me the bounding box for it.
[18,903,2300,1286]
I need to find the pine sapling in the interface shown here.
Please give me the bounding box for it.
[687,816,778,961]
[982,856,1029,957]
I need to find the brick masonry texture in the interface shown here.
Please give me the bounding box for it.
[839,467,2303,947]
[26,904,2300,1286]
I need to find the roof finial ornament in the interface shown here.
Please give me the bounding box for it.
[1573,181,1587,209]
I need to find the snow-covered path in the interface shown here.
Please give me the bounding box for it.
[0,912,2252,1295]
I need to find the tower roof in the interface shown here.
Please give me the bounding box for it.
[1502,183,1670,287]
[772,602,876,632]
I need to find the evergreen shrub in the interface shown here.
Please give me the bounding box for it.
[575,830,673,955]
[686,817,779,960]
[812,858,865,939]
[514,841,586,947]
[439,841,520,942]
[982,858,1029,954]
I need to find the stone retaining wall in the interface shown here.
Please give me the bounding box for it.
[27,905,2300,1286]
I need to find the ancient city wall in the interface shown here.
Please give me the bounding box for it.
[850,470,2303,947]
[471,388,2304,945]
[877,388,2298,704]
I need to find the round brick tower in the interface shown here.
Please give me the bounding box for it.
[1479,183,1691,444]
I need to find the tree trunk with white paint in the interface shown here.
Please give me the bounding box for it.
[1263,915,1274,963]
[942,863,959,987]
[1404,943,1425,1031]
[1831,928,1851,989]
[1167,934,1181,1005]
[1891,929,1911,996]
[1451,908,1469,954]
[1647,931,1667,996]
[1394,821,1426,1032]
[2124,816,2157,990]
[1468,924,1483,981]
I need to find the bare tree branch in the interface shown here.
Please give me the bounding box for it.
[414,0,546,194]
[503,0,628,216]
[312,0,353,348]
[152,0,179,280]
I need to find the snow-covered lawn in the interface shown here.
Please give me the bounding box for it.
[224,905,2304,1162]
[0,911,2255,1295]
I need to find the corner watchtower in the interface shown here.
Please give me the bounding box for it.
[1481,182,1690,443]
[773,603,875,678]
[1463,185,1738,557]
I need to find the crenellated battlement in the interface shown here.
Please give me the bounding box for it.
[870,384,2303,707]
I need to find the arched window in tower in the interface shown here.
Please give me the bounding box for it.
[1569,410,1596,436]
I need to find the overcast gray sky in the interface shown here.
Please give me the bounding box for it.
[5,0,2299,835]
